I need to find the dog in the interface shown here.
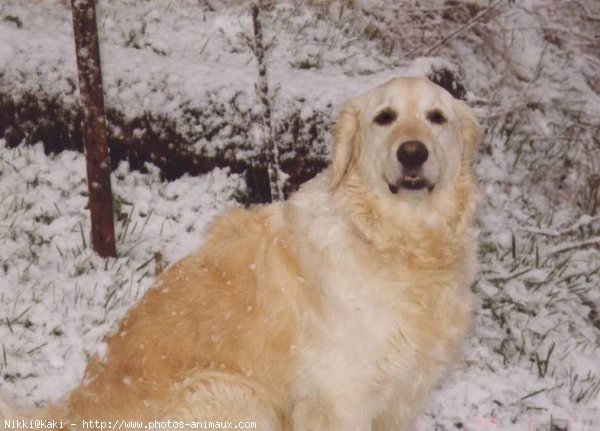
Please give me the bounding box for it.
[1,77,481,430]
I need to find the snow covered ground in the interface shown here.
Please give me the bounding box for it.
[0,141,242,405]
[1,1,599,430]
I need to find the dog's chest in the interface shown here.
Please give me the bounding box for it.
[293,241,471,421]
[287,188,472,415]
[294,262,420,410]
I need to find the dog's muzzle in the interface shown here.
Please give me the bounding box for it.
[388,140,435,193]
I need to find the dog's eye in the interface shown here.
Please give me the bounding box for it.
[373,109,397,126]
[427,109,447,125]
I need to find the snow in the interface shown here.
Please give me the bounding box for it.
[0,141,242,404]
[1,0,599,429]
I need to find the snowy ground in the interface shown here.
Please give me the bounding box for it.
[1,1,599,430]
[0,141,242,405]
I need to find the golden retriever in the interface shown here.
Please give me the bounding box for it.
[1,77,481,430]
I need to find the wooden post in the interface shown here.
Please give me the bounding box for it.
[71,0,116,257]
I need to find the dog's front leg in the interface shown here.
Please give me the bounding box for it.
[291,395,372,431]
[372,390,419,431]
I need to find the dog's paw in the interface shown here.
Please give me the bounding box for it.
[292,397,374,431]
[291,398,332,431]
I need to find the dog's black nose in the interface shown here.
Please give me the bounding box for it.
[397,141,429,168]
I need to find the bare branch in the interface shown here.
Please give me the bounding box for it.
[546,237,600,257]
[404,0,503,58]
[251,0,282,202]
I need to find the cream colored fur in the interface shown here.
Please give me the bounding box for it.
[1,77,481,431]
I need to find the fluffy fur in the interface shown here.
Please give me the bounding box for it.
[1,77,481,431]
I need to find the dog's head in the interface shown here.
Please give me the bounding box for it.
[332,77,480,200]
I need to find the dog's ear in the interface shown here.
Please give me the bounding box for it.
[455,100,482,160]
[331,101,361,188]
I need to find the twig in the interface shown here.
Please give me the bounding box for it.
[404,0,503,58]
[546,237,600,257]
[251,0,282,201]
[154,251,163,276]
[521,215,600,237]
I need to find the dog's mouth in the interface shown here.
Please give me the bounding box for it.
[387,172,434,194]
